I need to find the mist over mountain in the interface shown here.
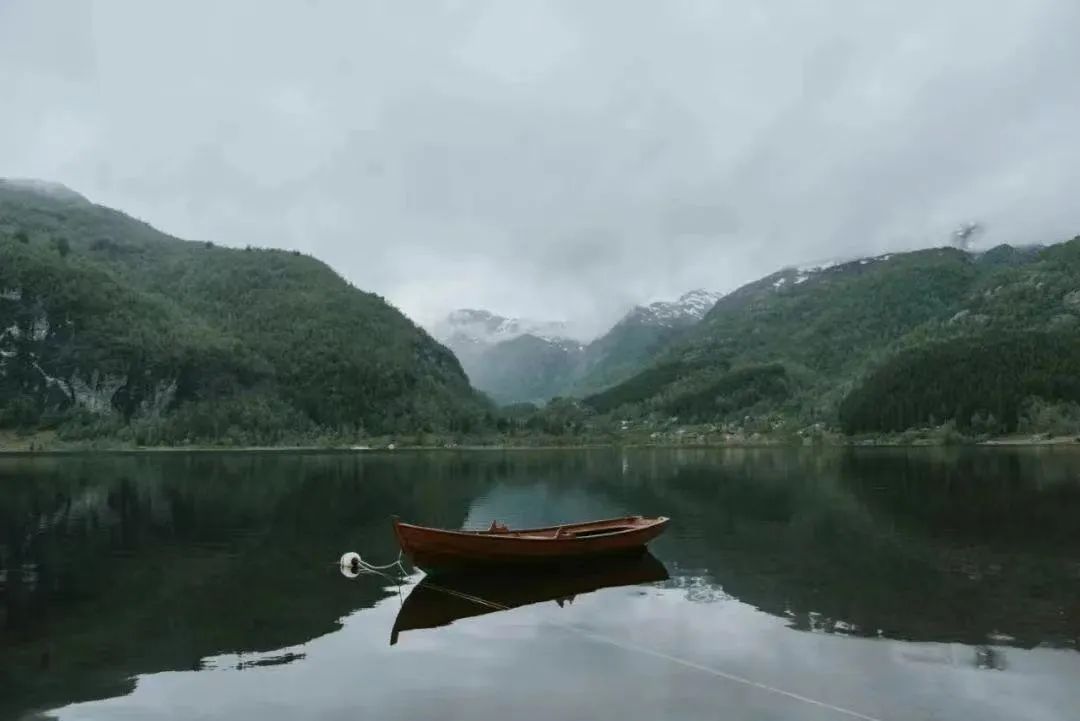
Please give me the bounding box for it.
[6,176,1080,444]
[7,2,1080,332]
[433,290,721,404]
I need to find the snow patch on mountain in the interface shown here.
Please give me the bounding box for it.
[796,258,842,274]
[432,309,582,347]
[621,289,723,328]
[777,253,898,289]
[791,253,897,275]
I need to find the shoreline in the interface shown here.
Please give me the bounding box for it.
[2,435,1079,456]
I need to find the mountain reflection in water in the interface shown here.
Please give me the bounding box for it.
[1,448,1078,721]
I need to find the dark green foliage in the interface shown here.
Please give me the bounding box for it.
[126,246,482,433]
[693,249,977,376]
[523,397,593,435]
[59,393,318,446]
[583,358,727,414]
[592,238,1080,431]
[572,319,696,395]
[976,243,1041,268]
[0,181,491,443]
[1,235,235,427]
[487,397,595,436]
[592,250,985,425]
[493,402,541,432]
[1016,397,1080,436]
[839,332,1080,434]
[0,395,41,428]
[661,364,790,421]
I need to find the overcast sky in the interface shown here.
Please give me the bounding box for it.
[3,1,1080,336]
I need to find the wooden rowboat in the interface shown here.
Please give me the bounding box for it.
[390,551,669,645]
[392,515,669,572]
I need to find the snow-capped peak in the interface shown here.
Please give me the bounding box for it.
[670,289,723,317]
[621,289,722,328]
[432,309,576,347]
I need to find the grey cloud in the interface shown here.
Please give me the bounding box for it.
[2,0,1079,335]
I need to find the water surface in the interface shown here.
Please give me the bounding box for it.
[2,448,1079,720]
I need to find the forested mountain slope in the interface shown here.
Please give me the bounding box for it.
[584,240,1080,435]
[0,180,490,444]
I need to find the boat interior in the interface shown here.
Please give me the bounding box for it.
[476,516,650,539]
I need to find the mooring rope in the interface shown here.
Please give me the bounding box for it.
[338,551,408,581]
[340,554,888,721]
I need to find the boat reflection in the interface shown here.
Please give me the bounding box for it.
[390,551,669,645]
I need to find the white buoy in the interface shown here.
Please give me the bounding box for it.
[339,551,362,579]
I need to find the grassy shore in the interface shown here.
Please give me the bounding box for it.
[3,428,1080,454]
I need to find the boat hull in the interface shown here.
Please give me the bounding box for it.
[393,515,669,573]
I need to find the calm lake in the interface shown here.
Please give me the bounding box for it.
[2,448,1079,721]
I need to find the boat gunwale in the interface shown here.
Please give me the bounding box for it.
[393,515,668,543]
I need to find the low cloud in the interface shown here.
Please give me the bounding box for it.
[2,0,1079,334]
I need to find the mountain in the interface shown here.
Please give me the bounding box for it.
[462,334,586,405]
[432,309,574,348]
[584,241,1080,436]
[2,178,90,203]
[616,289,721,327]
[432,309,584,405]
[571,290,721,394]
[0,180,491,444]
[433,290,721,405]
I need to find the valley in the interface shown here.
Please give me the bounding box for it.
[432,289,720,404]
[4,179,1080,449]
